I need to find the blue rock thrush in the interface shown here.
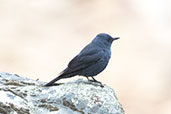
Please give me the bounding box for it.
[45,33,119,86]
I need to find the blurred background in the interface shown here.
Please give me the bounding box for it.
[0,0,171,113]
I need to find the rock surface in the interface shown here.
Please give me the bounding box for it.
[0,72,124,114]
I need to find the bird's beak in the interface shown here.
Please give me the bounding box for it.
[113,37,120,40]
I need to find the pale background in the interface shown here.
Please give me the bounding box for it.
[0,0,171,114]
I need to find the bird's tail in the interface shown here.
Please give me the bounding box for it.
[45,70,76,86]
[45,75,63,86]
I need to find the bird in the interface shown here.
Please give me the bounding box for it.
[45,33,119,86]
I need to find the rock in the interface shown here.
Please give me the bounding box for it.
[0,72,124,114]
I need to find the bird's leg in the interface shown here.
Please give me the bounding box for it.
[86,77,91,81]
[87,77,96,82]
[87,76,104,87]
[91,77,102,84]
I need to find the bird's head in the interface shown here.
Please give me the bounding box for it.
[93,33,119,48]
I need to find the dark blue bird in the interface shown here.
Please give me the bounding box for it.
[45,33,119,86]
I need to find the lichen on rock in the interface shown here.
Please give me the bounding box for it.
[0,72,124,114]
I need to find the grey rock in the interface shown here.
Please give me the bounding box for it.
[0,72,124,114]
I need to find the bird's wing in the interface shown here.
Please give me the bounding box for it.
[68,44,103,71]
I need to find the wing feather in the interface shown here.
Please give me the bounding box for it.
[68,43,103,71]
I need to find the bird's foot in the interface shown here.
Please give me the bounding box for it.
[88,79,102,84]
[86,77,104,87]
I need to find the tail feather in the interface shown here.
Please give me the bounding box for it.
[45,72,76,86]
[45,76,62,86]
